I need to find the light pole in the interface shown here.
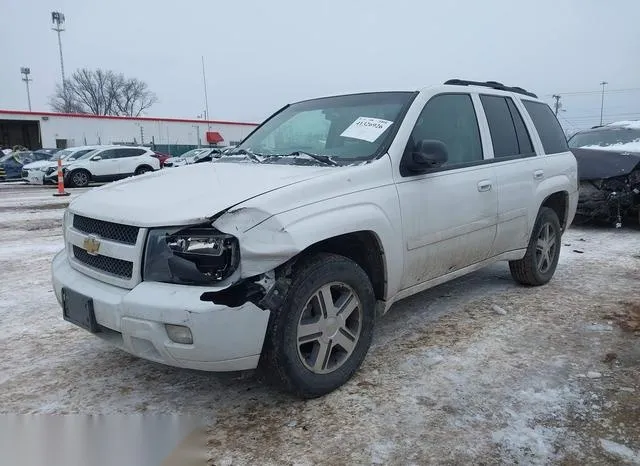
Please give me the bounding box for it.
[201,56,211,130]
[599,81,608,126]
[51,12,66,86]
[20,67,32,111]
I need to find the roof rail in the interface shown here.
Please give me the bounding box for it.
[444,79,538,98]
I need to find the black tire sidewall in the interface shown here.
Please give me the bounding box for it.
[529,207,562,283]
[268,255,376,397]
[136,166,150,175]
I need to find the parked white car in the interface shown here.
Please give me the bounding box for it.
[52,79,578,398]
[23,145,101,185]
[163,147,230,168]
[61,145,161,188]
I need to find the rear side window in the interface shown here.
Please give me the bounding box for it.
[522,101,569,154]
[113,148,145,158]
[506,99,534,155]
[480,95,533,158]
[408,93,483,167]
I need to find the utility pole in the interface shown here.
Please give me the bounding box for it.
[201,56,211,130]
[552,94,562,116]
[599,81,608,126]
[20,67,32,111]
[51,12,66,87]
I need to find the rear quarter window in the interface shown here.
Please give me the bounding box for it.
[522,101,569,154]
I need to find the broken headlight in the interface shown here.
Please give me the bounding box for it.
[143,226,239,285]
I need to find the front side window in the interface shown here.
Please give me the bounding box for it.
[522,100,568,154]
[407,93,484,167]
[75,149,101,160]
[234,92,416,163]
[95,149,117,160]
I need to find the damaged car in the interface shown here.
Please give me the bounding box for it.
[568,121,640,226]
[52,79,578,398]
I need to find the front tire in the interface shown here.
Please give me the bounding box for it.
[67,169,90,188]
[260,253,376,398]
[509,207,562,286]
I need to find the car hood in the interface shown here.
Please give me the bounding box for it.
[68,162,336,227]
[23,160,52,169]
[572,148,640,180]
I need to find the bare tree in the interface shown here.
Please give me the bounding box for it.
[49,68,158,116]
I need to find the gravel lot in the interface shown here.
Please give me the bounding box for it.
[1,183,639,465]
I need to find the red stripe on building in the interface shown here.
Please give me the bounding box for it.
[0,109,259,127]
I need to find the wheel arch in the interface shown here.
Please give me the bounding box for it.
[540,190,569,231]
[135,164,154,174]
[214,201,402,304]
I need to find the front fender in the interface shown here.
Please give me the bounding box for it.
[213,185,404,300]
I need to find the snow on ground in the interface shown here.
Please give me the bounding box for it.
[0,184,639,464]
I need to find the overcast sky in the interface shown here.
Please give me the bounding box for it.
[2,0,639,130]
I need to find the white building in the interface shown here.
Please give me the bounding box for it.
[0,110,259,155]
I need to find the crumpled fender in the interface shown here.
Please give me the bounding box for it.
[212,185,404,301]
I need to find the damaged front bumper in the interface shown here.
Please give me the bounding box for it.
[52,250,270,371]
[576,177,640,226]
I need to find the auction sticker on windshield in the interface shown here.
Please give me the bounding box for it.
[340,117,393,143]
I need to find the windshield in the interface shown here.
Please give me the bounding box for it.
[75,149,101,161]
[55,149,74,159]
[234,92,415,163]
[0,153,14,163]
[178,149,210,160]
[568,128,640,151]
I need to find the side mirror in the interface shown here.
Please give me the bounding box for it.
[91,155,102,161]
[406,139,448,173]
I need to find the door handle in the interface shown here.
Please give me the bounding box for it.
[534,170,544,180]
[477,180,492,192]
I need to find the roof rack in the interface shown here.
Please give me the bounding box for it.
[444,79,538,98]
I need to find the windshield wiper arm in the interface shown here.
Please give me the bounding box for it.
[226,148,262,163]
[277,151,338,166]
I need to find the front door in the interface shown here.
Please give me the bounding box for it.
[90,148,121,180]
[395,93,498,290]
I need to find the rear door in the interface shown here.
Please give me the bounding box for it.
[117,148,147,176]
[478,94,544,255]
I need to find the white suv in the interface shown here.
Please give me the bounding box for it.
[62,145,161,188]
[52,80,578,398]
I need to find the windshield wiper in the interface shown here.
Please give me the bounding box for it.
[275,151,338,166]
[225,148,263,163]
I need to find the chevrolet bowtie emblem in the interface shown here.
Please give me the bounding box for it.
[83,235,101,255]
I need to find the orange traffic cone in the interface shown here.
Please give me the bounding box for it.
[53,157,70,197]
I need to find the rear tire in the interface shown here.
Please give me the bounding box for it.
[134,165,152,175]
[509,207,562,286]
[260,253,376,399]
[67,169,90,188]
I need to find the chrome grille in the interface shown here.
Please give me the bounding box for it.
[73,215,139,245]
[73,246,133,278]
